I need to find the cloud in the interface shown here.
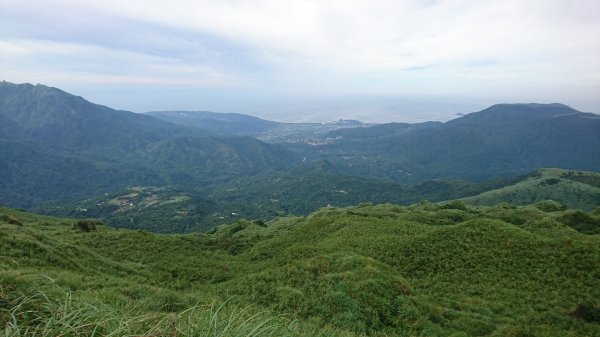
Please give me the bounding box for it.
[0,0,598,118]
[0,38,248,86]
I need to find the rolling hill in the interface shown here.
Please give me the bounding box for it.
[146,110,370,143]
[1,202,599,336]
[461,168,600,211]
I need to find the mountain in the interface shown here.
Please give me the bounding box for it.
[462,168,600,211]
[310,103,600,182]
[146,110,371,144]
[146,110,280,136]
[0,82,185,152]
[326,121,442,140]
[0,82,299,208]
[2,202,599,336]
[3,82,599,229]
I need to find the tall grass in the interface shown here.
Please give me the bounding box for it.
[2,203,598,336]
[1,275,300,337]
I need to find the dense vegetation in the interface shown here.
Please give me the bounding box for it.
[3,82,600,212]
[43,166,599,234]
[41,161,523,233]
[2,81,600,335]
[2,201,599,336]
[462,168,600,211]
[304,103,600,182]
[0,82,298,208]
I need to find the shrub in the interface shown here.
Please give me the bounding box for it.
[440,200,467,211]
[540,178,561,186]
[74,219,101,232]
[557,211,600,234]
[1,213,23,226]
[535,200,567,212]
[571,302,600,323]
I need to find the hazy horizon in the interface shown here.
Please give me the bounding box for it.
[1,0,599,123]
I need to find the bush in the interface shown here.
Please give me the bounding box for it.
[74,219,101,232]
[557,211,600,234]
[535,200,567,212]
[540,178,561,186]
[440,200,467,211]
[571,302,600,323]
[1,213,23,226]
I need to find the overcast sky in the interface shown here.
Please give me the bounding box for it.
[1,0,599,122]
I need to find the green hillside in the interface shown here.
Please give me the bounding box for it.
[308,103,600,182]
[3,83,600,212]
[2,202,599,336]
[41,162,520,233]
[462,168,600,211]
[0,82,299,208]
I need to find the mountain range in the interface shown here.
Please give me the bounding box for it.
[2,81,600,336]
[1,81,599,232]
[305,103,600,182]
[0,82,297,207]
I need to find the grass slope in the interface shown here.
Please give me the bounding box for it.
[1,202,599,336]
[462,168,600,211]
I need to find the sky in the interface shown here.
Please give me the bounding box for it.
[1,0,599,122]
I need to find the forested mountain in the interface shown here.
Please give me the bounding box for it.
[2,82,599,232]
[0,82,184,152]
[308,103,600,182]
[146,110,279,136]
[0,82,299,207]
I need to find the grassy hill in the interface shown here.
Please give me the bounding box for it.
[462,168,600,211]
[2,202,599,336]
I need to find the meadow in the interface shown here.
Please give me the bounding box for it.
[1,200,599,336]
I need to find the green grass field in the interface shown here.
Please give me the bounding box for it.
[1,200,599,336]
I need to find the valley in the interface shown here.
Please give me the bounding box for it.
[1,81,599,336]
[3,2,599,336]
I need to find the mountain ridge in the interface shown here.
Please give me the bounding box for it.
[145,110,280,136]
[311,103,600,182]
[2,81,599,229]
[0,81,300,208]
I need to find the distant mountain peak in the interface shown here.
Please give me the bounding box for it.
[482,102,577,112]
[146,110,279,136]
[450,102,583,126]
